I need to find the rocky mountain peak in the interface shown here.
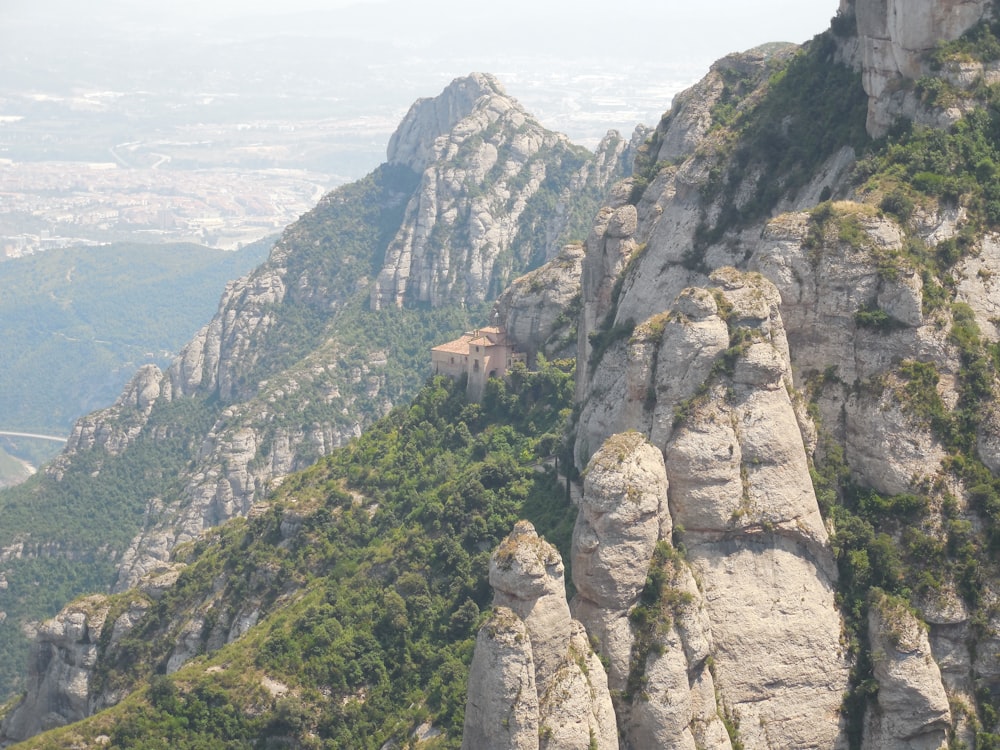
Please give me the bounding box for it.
[372,74,629,311]
[386,72,507,174]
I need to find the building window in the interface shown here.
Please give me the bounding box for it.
[450,357,455,364]
[474,359,479,370]
[475,346,480,352]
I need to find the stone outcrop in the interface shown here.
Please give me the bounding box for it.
[373,74,629,311]
[850,0,992,136]
[388,73,504,175]
[572,271,849,749]
[163,266,287,404]
[493,243,585,364]
[563,13,1000,742]
[571,432,668,690]
[463,521,618,750]
[0,597,113,742]
[864,593,951,749]
[566,430,731,749]
[57,364,162,461]
[461,608,539,750]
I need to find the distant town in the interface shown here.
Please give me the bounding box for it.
[0,158,336,255]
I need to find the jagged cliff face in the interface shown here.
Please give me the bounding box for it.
[372,73,634,310]
[11,1,1000,746]
[492,242,585,364]
[574,271,849,748]
[0,74,631,742]
[464,4,1000,749]
[846,0,992,135]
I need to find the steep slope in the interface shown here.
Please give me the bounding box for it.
[372,73,638,310]
[15,2,1000,748]
[463,2,1000,749]
[0,73,633,707]
[0,239,269,440]
[1,364,578,749]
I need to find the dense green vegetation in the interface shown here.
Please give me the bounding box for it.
[0,239,270,437]
[859,105,1000,231]
[240,164,420,387]
[24,366,576,749]
[931,16,1000,68]
[0,396,219,694]
[0,115,611,707]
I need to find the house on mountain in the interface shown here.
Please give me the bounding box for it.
[431,326,525,401]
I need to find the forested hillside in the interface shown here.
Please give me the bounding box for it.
[7,365,575,749]
[0,73,630,718]
[15,2,1000,746]
[0,240,270,437]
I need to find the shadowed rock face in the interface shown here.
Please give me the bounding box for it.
[0,598,111,742]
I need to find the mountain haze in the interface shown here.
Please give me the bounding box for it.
[0,240,271,439]
[10,0,1000,748]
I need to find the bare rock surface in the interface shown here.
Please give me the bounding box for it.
[388,73,503,174]
[0,597,112,743]
[854,0,991,135]
[373,75,626,311]
[493,243,585,363]
[59,364,163,460]
[574,268,849,748]
[864,594,951,750]
[571,432,668,690]
[461,608,539,750]
[464,522,618,749]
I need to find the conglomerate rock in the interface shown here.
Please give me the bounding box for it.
[464,522,618,750]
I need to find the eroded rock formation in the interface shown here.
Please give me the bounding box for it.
[0,598,113,742]
[373,74,631,310]
[865,593,951,749]
[464,521,618,750]
[850,0,992,135]
[493,242,585,364]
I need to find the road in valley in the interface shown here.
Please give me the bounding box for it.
[0,431,67,444]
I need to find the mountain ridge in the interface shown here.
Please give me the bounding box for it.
[10,1,1000,747]
[0,71,632,738]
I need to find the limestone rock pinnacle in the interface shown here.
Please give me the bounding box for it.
[464,521,618,750]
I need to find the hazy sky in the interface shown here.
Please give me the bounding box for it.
[5,0,840,62]
[1,0,843,157]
